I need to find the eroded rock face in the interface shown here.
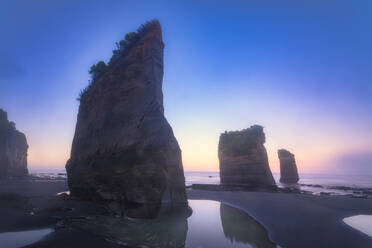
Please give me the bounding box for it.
[66,21,188,218]
[278,149,299,184]
[218,125,275,187]
[0,109,28,179]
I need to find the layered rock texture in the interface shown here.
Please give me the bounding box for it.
[0,109,28,179]
[218,125,275,186]
[278,149,299,184]
[66,21,188,218]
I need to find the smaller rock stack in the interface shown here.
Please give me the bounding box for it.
[0,109,28,179]
[278,149,299,184]
[218,125,275,187]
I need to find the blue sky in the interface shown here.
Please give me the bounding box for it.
[1,0,371,173]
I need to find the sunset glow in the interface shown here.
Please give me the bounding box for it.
[1,0,371,174]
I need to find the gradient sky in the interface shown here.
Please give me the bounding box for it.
[1,0,371,174]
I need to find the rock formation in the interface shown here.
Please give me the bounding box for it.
[278,149,299,184]
[0,109,28,179]
[66,20,188,218]
[218,125,275,186]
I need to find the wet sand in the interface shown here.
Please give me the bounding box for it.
[1,179,372,248]
[0,179,122,248]
[187,189,372,248]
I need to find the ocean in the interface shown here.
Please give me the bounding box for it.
[185,171,372,187]
[185,171,372,195]
[29,169,372,196]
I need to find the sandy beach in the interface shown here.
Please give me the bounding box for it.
[1,179,372,248]
[0,179,124,248]
[187,189,372,248]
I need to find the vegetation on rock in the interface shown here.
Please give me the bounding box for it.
[77,20,159,102]
[89,61,107,80]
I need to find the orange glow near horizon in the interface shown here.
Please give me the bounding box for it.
[2,0,371,177]
[27,129,371,174]
[25,92,372,174]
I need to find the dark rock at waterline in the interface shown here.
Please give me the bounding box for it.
[218,125,275,186]
[65,213,188,248]
[0,109,28,179]
[189,183,313,195]
[66,21,188,218]
[278,149,299,184]
[190,183,276,192]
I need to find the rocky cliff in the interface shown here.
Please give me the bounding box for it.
[0,109,28,179]
[66,20,188,218]
[278,149,299,184]
[218,125,275,186]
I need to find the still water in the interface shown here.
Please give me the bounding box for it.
[343,215,372,237]
[0,228,53,248]
[186,200,277,248]
[71,200,277,248]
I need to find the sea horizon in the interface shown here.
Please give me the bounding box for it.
[28,168,372,192]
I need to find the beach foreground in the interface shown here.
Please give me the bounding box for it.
[188,189,372,248]
[0,179,371,248]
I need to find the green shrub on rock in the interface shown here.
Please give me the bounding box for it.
[89,61,107,80]
[78,20,159,101]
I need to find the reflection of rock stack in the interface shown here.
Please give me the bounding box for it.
[66,21,188,218]
[278,149,299,184]
[220,203,276,247]
[218,125,275,187]
[0,109,28,179]
[67,213,188,248]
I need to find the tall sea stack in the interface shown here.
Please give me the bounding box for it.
[278,149,299,184]
[218,125,275,187]
[66,21,188,218]
[0,109,28,179]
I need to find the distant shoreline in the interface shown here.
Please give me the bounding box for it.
[28,168,372,176]
[25,171,372,198]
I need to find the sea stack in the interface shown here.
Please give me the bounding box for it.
[66,20,188,218]
[0,109,28,179]
[218,125,275,187]
[278,149,299,184]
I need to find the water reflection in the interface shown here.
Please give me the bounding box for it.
[69,213,188,248]
[186,200,276,248]
[343,215,372,237]
[220,204,276,248]
[0,228,53,248]
[68,200,276,248]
